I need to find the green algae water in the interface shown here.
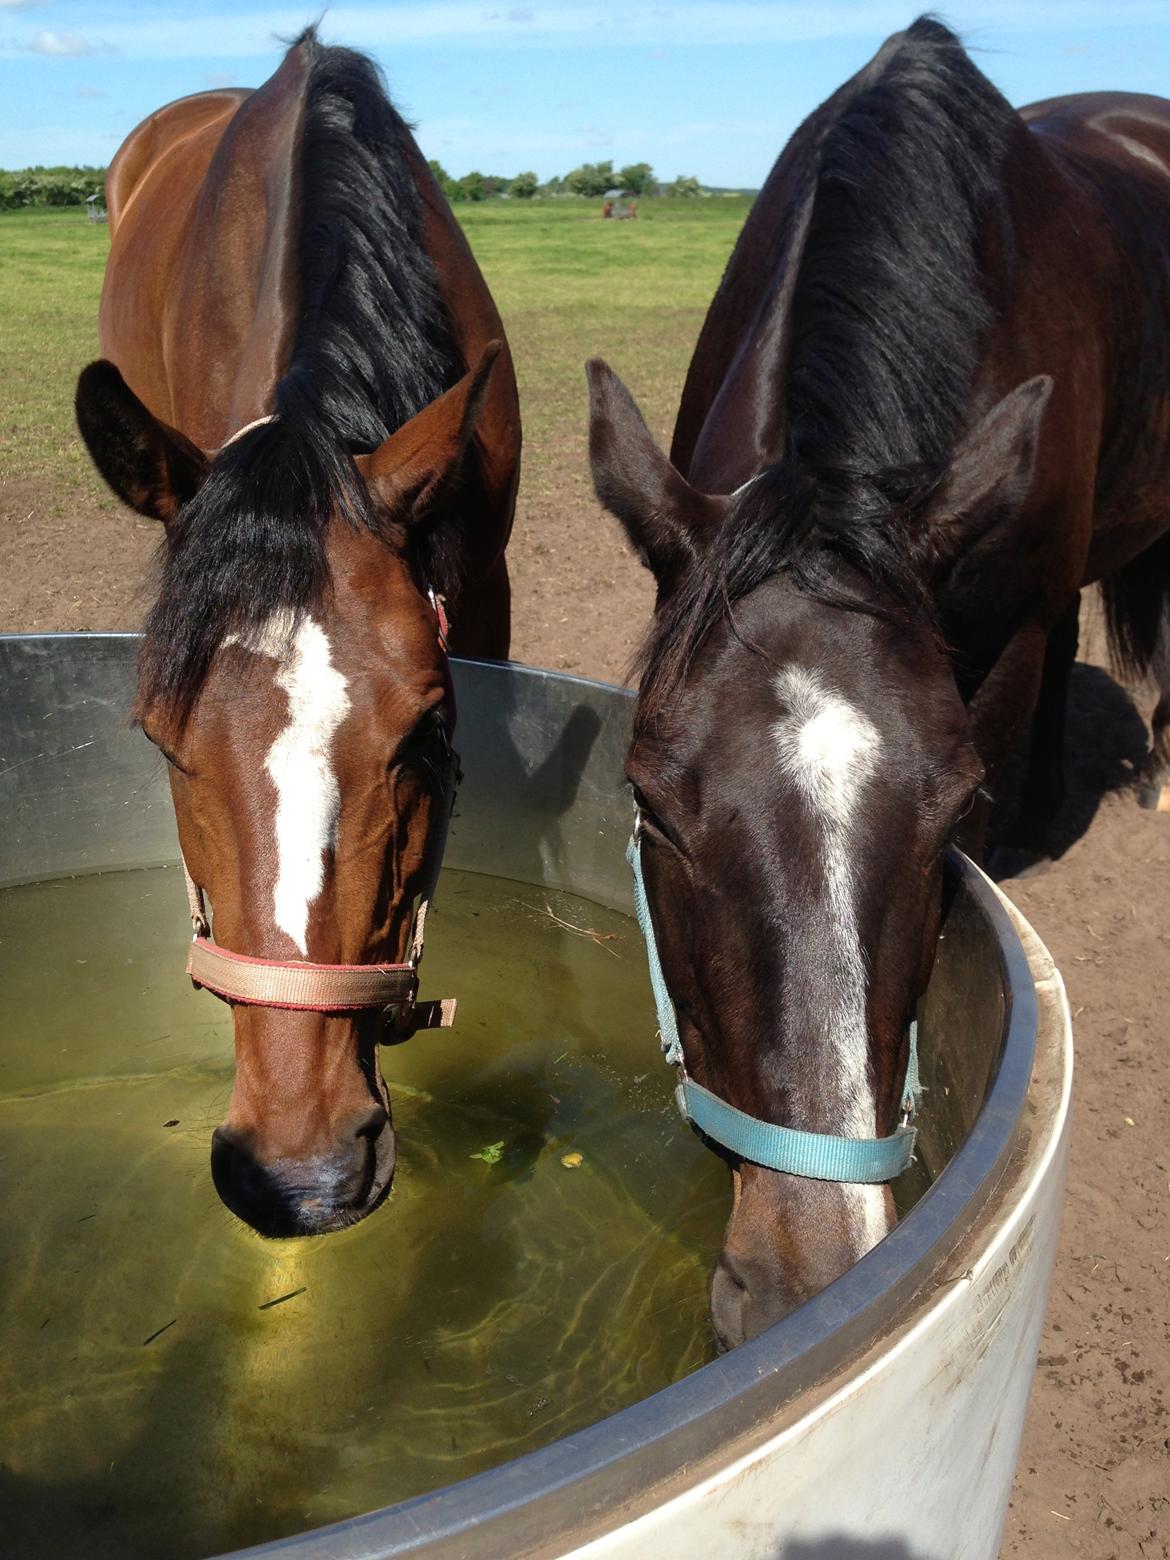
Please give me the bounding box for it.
[0,866,729,1560]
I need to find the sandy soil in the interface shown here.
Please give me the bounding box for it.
[1,447,1166,1560]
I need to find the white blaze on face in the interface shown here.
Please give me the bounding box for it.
[226,611,352,955]
[772,666,890,1254]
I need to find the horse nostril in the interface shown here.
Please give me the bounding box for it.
[710,1251,750,1352]
[210,1124,244,1183]
[210,1126,279,1229]
[715,1249,749,1294]
[353,1106,389,1142]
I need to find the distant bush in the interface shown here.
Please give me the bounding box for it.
[0,166,106,210]
[618,162,657,196]
[565,160,615,198]
[510,171,539,200]
[455,170,487,203]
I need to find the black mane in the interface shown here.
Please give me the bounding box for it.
[140,27,459,719]
[640,17,1016,707]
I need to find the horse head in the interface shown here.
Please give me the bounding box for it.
[588,360,1050,1344]
[75,345,503,1236]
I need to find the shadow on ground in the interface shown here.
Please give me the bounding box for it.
[989,660,1149,875]
[782,1535,939,1559]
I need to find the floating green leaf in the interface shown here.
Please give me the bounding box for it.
[469,1140,505,1165]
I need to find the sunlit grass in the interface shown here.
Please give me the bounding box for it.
[0,197,752,492]
[0,209,109,486]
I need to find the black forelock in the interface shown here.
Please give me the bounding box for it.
[638,16,1015,712]
[139,26,459,721]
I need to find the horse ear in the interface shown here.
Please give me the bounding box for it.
[75,360,208,524]
[586,359,727,588]
[357,340,502,526]
[919,375,1054,575]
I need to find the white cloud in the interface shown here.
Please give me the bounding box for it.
[76,83,107,97]
[0,0,49,11]
[28,29,96,56]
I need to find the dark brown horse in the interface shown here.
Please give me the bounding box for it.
[588,17,1170,1346]
[75,29,520,1236]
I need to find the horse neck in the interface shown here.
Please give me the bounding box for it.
[169,49,311,446]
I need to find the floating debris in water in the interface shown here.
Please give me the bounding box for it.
[142,1318,176,1346]
[560,1151,584,1170]
[469,1141,505,1165]
[258,1287,307,1311]
[163,1119,179,1127]
[541,901,621,957]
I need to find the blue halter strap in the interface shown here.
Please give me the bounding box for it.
[626,819,922,1184]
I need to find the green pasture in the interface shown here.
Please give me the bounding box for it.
[0,198,752,495]
[0,209,112,489]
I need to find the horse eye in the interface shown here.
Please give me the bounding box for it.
[394,710,455,784]
[631,786,667,835]
[141,725,189,774]
[404,708,441,746]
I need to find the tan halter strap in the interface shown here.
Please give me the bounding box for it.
[219,412,279,450]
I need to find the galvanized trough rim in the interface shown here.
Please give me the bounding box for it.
[0,635,1038,1560]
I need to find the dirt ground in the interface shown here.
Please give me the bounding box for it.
[1,435,1167,1558]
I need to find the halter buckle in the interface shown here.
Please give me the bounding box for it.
[380,994,457,1041]
[381,999,417,1040]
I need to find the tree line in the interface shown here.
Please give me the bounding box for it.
[427,160,704,202]
[0,159,707,212]
[1,166,106,210]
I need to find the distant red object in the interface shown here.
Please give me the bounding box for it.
[602,192,637,220]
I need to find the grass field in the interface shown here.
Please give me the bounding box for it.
[0,209,111,493]
[0,198,752,495]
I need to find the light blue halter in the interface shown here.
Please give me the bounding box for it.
[626,815,921,1183]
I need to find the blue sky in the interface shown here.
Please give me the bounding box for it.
[2,2,1170,185]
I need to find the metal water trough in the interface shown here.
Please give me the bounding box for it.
[0,634,1072,1560]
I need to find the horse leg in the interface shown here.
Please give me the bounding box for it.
[994,593,1080,872]
[1101,528,1170,810]
[1138,631,1170,812]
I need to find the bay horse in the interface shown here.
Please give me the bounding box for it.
[588,16,1170,1346]
[75,29,520,1236]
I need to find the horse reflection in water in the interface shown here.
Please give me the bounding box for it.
[75,28,520,1236]
[589,17,1170,1345]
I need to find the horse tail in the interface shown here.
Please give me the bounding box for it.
[1101,530,1170,685]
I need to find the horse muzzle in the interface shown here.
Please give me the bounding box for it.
[210,1106,396,1237]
